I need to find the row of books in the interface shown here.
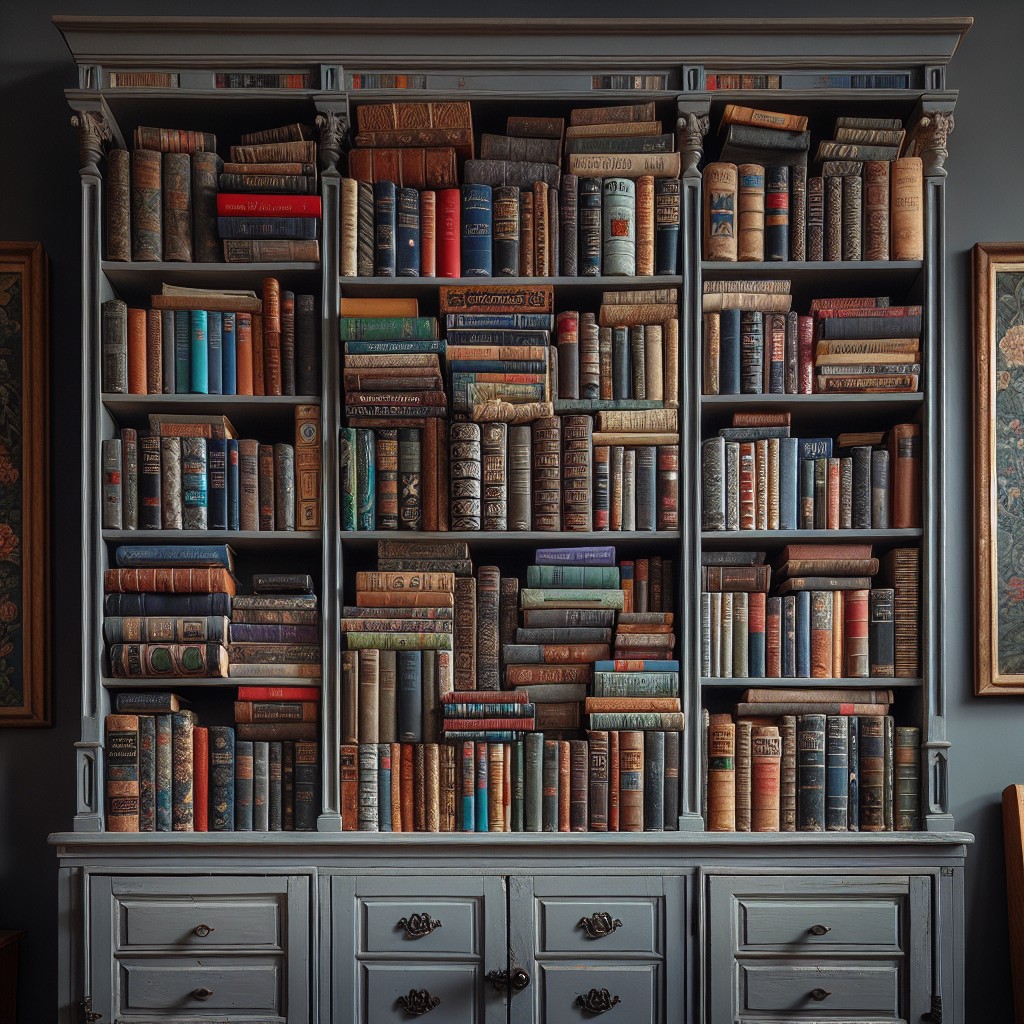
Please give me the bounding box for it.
[100,409,320,533]
[341,731,683,833]
[101,280,320,396]
[339,419,679,533]
[105,701,320,832]
[106,123,321,263]
[701,285,922,395]
[703,108,923,263]
[701,546,920,679]
[704,72,913,90]
[704,707,919,832]
[339,175,680,278]
[700,419,921,532]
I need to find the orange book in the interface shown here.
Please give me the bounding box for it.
[339,743,358,831]
[145,308,162,394]
[262,277,282,396]
[400,742,415,832]
[585,697,681,714]
[617,731,644,833]
[558,740,571,833]
[340,296,419,317]
[104,567,236,595]
[750,725,782,832]
[608,731,620,832]
[127,306,147,394]
[707,715,736,832]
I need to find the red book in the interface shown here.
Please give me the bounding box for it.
[236,686,322,701]
[558,741,571,833]
[437,188,461,277]
[844,589,870,678]
[402,742,416,832]
[420,190,437,277]
[797,315,814,394]
[216,193,323,217]
[193,726,209,832]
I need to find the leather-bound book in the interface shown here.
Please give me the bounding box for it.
[533,181,549,277]
[825,174,843,261]
[397,186,420,277]
[825,716,849,831]
[373,180,396,277]
[449,422,481,530]
[120,427,138,531]
[508,425,532,530]
[618,731,645,832]
[454,577,477,691]
[578,178,602,275]
[398,427,422,530]
[162,152,192,261]
[643,730,665,831]
[531,415,562,530]
[635,174,655,275]
[844,589,870,679]
[703,163,737,262]
[208,725,234,832]
[737,163,765,262]
[293,741,318,831]
[707,715,735,831]
[476,566,501,691]
[101,298,128,394]
[889,423,921,527]
[257,443,276,531]
[734,719,752,831]
[869,589,895,678]
[131,149,162,261]
[294,403,321,531]
[171,710,197,831]
[561,414,593,531]
[274,442,295,530]
[560,174,579,277]
[340,177,359,276]
[764,165,790,261]
[806,176,824,261]
[480,422,508,531]
[357,181,375,277]
[105,714,140,832]
[557,741,571,832]
[789,162,807,262]
[797,714,826,831]
[106,148,131,261]
[858,715,885,831]
[602,178,635,276]
[890,157,923,260]
[751,726,781,832]
[863,160,890,261]
[493,185,520,277]
[280,291,296,396]
[895,726,920,831]
[841,174,862,261]
[126,306,146,395]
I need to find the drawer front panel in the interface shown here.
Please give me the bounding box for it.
[740,962,902,1016]
[538,897,659,956]
[538,963,657,1022]
[121,896,281,950]
[362,962,480,1024]
[360,898,479,957]
[740,897,902,951]
[119,957,282,1014]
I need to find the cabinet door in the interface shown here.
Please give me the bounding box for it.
[704,871,932,1024]
[328,874,508,1024]
[509,874,686,1024]
[87,873,312,1023]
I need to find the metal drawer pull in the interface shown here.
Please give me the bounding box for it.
[808,923,831,936]
[486,967,531,992]
[809,988,832,1002]
[398,913,442,938]
[191,987,214,1001]
[577,912,623,939]
[192,923,215,937]
[396,989,441,1016]
[575,988,622,1015]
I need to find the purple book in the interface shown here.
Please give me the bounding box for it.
[534,546,616,566]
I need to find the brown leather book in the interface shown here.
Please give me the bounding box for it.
[707,715,736,831]
[105,714,140,832]
[261,278,282,396]
[440,284,554,314]
[413,744,427,832]
[570,101,656,127]
[533,181,549,277]
[340,744,359,831]
[617,731,644,833]
[104,567,236,595]
[751,725,782,832]
[106,148,131,261]
[863,160,890,261]
[400,742,415,832]
[890,157,923,260]
[703,162,738,262]
[144,309,162,394]
[355,126,473,159]
[889,423,921,528]
[356,101,472,133]
[348,147,458,190]
[357,649,379,744]
[735,720,752,832]
[356,591,455,608]
[131,149,162,261]
[453,576,477,691]
[252,311,265,396]
[161,152,192,262]
[440,743,456,832]
[585,698,680,713]
[234,701,319,723]
[236,722,318,742]
[126,307,147,395]
[294,404,321,532]
[557,740,571,833]
[736,163,765,262]
[257,443,276,530]
[505,665,592,686]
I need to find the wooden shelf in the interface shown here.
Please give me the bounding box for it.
[701,528,922,546]
[341,530,680,547]
[102,677,322,689]
[701,676,922,689]
[339,275,682,302]
[102,530,321,552]
[102,261,322,295]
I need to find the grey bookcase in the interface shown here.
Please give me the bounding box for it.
[53,16,971,1024]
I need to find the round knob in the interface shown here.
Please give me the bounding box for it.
[809,988,832,1002]
[510,967,531,991]
[191,987,214,1001]
[808,924,831,936]
[192,923,215,938]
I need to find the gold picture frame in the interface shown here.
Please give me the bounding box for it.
[0,243,49,724]
[974,242,1024,694]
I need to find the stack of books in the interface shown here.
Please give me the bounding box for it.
[104,544,235,678]
[218,123,321,262]
[705,701,919,832]
[228,575,321,680]
[102,408,319,533]
[105,126,222,263]
[441,690,536,742]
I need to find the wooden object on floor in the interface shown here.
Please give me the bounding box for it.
[1004,785,1024,1023]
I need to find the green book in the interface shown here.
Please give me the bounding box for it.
[339,427,357,531]
[345,632,453,651]
[525,565,621,589]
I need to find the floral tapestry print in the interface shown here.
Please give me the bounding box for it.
[0,272,23,706]
[996,269,1024,675]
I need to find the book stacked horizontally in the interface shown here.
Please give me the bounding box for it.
[812,116,922,261]
[228,574,321,681]
[705,704,919,833]
[102,408,319,533]
[218,123,321,262]
[510,546,622,732]
[105,127,222,263]
[700,416,921,532]
[812,297,922,393]
[564,101,680,183]
[441,690,536,743]
[100,279,318,397]
[104,544,235,679]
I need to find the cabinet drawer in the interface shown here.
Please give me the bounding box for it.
[361,962,481,1024]
[739,897,901,952]
[359,897,479,957]
[537,897,659,956]
[118,956,283,1016]
[119,895,281,950]
[739,961,902,1018]
[538,963,658,1021]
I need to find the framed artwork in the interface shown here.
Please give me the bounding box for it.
[0,243,49,725]
[975,242,1024,694]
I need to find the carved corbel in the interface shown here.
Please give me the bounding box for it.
[677,111,710,176]
[315,111,349,174]
[70,109,111,172]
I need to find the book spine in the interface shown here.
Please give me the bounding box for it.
[751,726,782,831]
[825,715,849,831]
[561,174,579,277]
[578,179,602,276]
[105,714,140,832]
[481,422,508,531]
[373,179,396,277]
[863,161,890,261]
[398,428,423,531]
[895,726,920,831]
[171,711,195,831]
[654,177,680,275]
[359,743,379,831]
[617,731,644,833]
[859,714,885,831]
[797,714,826,831]
[825,174,843,261]
[258,443,276,531]
[492,185,520,277]
[736,163,765,262]
[533,181,550,278]
[841,174,863,261]
[396,186,420,276]
[643,730,665,831]
[131,149,162,261]
[449,422,481,530]
[603,178,636,276]
[707,718,735,831]
[161,152,192,261]
[561,414,593,531]
[764,165,789,261]
[789,162,807,262]
[461,183,493,277]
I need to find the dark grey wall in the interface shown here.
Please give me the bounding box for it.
[0,1,1019,1020]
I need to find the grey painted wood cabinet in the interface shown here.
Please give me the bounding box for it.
[51,15,973,1024]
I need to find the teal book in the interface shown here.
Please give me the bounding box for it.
[339,427,357,530]
[339,316,439,341]
[460,741,475,833]
[235,740,254,831]
[189,309,209,394]
[475,742,489,832]
[355,428,376,530]
[377,743,393,832]
[155,713,172,831]
[525,565,620,589]
[207,310,223,395]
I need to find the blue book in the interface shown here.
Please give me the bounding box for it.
[208,725,235,832]
[461,183,493,277]
[173,310,191,394]
[795,591,811,678]
[227,439,240,531]
[217,216,318,240]
[189,309,209,394]
[445,312,554,330]
[207,311,223,394]
[612,326,630,400]
[748,597,766,678]
[396,650,423,742]
[377,744,393,832]
[221,312,237,395]
[343,339,446,355]
[779,438,799,531]
[798,437,833,460]
[848,716,860,832]
[104,593,232,617]
[536,546,617,566]
[115,543,234,569]
[799,458,816,529]
[374,180,397,276]
[654,177,680,275]
[396,186,420,276]
[765,165,790,262]
[797,714,826,831]
[718,308,742,395]
[825,716,849,831]
[475,742,489,833]
[578,178,602,276]
[339,427,357,531]
[155,714,172,831]
[207,436,228,530]
[234,740,254,831]
[782,596,796,677]
[594,659,680,672]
